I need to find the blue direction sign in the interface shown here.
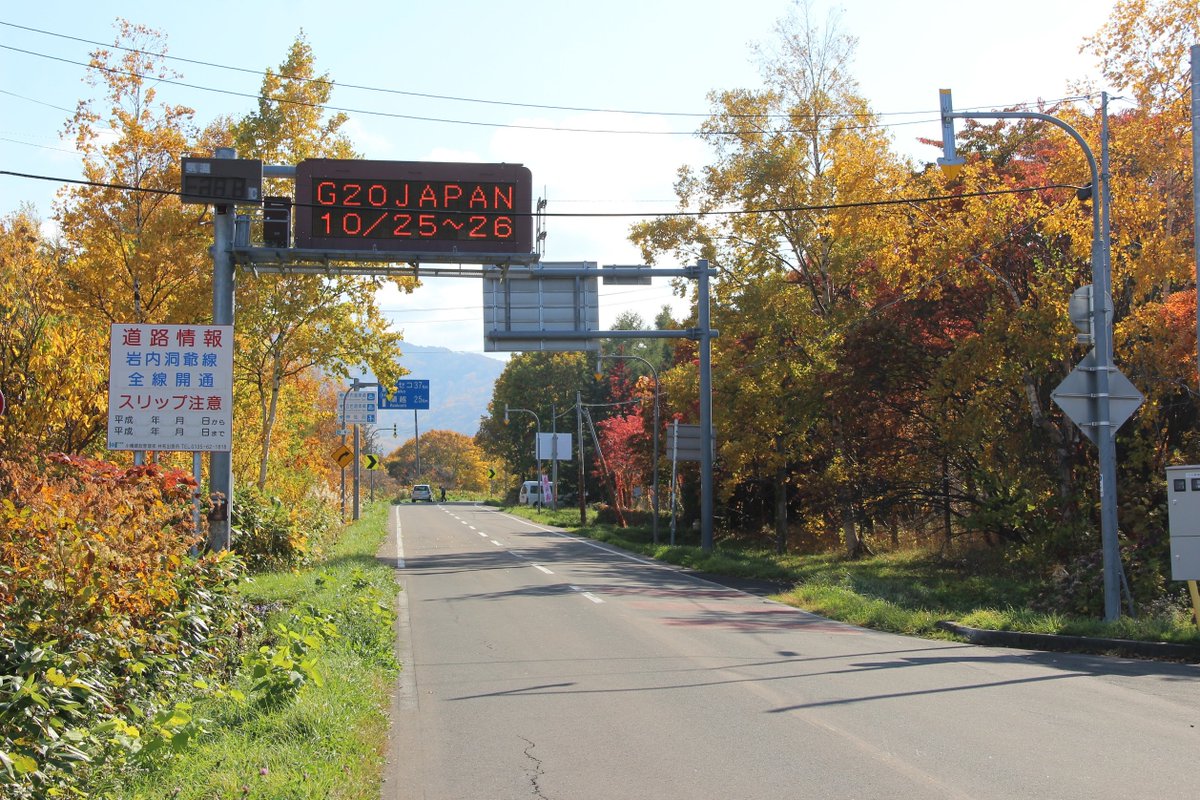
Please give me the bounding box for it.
[380,379,430,410]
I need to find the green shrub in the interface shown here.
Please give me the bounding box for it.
[232,487,339,572]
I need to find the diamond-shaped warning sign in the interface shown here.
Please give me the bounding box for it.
[1051,349,1143,443]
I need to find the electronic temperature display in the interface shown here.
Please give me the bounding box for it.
[294,159,532,254]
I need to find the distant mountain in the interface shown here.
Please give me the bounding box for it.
[365,344,506,453]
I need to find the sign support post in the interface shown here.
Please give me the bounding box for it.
[209,148,237,551]
[697,259,715,552]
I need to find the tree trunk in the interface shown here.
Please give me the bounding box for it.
[942,453,953,549]
[774,465,788,555]
[841,486,865,558]
[257,364,282,491]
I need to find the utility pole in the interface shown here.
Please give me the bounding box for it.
[550,403,559,510]
[577,391,586,525]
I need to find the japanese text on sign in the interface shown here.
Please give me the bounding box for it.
[107,324,234,452]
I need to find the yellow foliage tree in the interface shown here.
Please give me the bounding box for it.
[0,208,108,456]
[387,429,490,493]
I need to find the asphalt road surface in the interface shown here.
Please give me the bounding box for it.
[381,502,1200,800]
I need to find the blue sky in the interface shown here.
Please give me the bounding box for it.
[1,0,1121,356]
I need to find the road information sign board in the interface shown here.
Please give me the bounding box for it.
[339,390,378,425]
[107,323,234,452]
[294,159,533,254]
[379,379,430,410]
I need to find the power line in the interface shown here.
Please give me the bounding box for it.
[0,166,1082,218]
[1,19,1092,123]
[0,39,1098,138]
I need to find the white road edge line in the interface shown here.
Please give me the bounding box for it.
[389,505,417,711]
[393,505,405,570]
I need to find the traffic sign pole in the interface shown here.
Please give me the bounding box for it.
[353,424,361,521]
[208,147,237,552]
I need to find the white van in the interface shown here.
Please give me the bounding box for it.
[518,480,554,506]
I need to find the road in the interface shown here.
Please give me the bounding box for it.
[381,502,1200,800]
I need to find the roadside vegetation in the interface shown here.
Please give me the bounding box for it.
[114,502,398,800]
[502,504,1200,647]
[0,447,399,799]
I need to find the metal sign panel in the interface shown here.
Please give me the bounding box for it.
[1051,349,1143,443]
[107,323,234,452]
[483,263,600,352]
[294,159,533,254]
[379,379,430,410]
[536,432,573,461]
[668,423,712,462]
[338,389,378,425]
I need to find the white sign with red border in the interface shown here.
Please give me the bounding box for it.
[107,323,234,452]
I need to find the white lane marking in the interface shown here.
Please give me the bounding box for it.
[533,564,554,575]
[478,531,489,537]
[569,585,605,604]
[467,525,477,530]
[491,539,503,547]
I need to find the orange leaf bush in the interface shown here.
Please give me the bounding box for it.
[0,454,206,645]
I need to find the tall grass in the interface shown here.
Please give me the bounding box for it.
[116,503,400,800]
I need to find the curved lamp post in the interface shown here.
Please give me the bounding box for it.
[504,404,542,502]
[597,353,661,544]
[938,89,1124,621]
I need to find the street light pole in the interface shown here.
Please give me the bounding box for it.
[938,89,1124,621]
[505,404,542,504]
[597,352,661,544]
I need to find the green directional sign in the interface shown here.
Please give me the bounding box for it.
[364,454,381,470]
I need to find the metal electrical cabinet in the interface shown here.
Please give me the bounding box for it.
[1166,465,1200,580]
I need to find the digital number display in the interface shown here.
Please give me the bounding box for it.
[294,159,532,254]
[180,157,262,205]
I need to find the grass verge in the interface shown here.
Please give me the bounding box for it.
[115,502,399,800]
[501,504,1200,647]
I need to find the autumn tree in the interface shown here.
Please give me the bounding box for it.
[57,20,210,325]
[0,208,107,456]
[225,35,408,491]
[386,429,490,492]
[477,352,599,493]
[632,3,907,555]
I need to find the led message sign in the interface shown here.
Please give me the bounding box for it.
[294,159,532,254]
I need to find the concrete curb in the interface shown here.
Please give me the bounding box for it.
[935,620,1200,662]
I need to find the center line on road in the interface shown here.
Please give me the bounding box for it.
[490,539,503,547]
[478,531,488,537]
[569,585,605,603]
[533,564,553,574]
